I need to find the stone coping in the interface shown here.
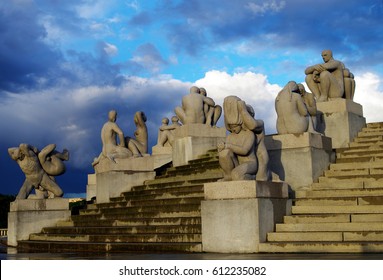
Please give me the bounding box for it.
[10,198,70,211]
[94,154,172,174]
[317,99,363,116]
[265,132,332,151]
[174,124,226,138]
[204,180,288,200]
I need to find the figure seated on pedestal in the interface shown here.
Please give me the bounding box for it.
[199,87,222,127]
[92,110,132,166]
[305,50,345,102]
[276,81,309,134]
[342,63,356,100]
[157,116,181,147]
[298,83,319,133]
[8,143,68,199]
[125,111,149,157]
[218,96,271,181]
[175,86,216,125]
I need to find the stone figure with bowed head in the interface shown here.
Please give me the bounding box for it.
[125,111,148,157]
[157,116,181,147]
[275,81,309,134]
[298,83,318,133]
[199,87,222,127]
[8,143,68,199]
[175,86,215,124]
[218,96,268,181]
[92,110,132,166]
[305,50,345,102]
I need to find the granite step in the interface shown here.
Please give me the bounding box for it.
[275,222,383,232]
[294,198,357,206]
[283,214,350,224]
[267,232,343,242]
[296,188,383,198]
[292,205,383,215]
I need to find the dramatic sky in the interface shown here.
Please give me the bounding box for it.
[0,0,382,196]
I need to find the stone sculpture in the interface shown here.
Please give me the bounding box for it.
[218,96,270,181]
[92,110,132,166]
[342,63,356,100]
[199,87,222,127]
[298,83,318,133]
[8,143,68,199]
[175,86,216,124]
[275,81,309,134]
[125,111,148,157]
[157,116,181,147]
[305,50,345,102]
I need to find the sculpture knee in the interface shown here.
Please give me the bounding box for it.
[319,71,331,80]
[219,148,233,160]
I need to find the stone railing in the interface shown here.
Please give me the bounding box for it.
[0,228,8,236]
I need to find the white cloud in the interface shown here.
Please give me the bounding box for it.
[354,72,383,123]
[246,1,286,15]
[195,70,282,133]
[103,42,118,56]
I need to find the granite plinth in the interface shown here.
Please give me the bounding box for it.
[265,132,333,191]
[86,174,96,201]
[201,180,291,253]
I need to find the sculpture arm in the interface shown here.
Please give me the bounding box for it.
[112,124,126,147]
[296,96,308,117]
[226,133,255,156]
[238,101,264,133]
[203,96,215,107]
[19,144,36,157]
[321,60,341,72]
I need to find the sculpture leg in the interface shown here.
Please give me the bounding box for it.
[255,140,271,181]
[231,161,258,181]
[126,138,142,157]
[218,149,239,181]
[38,144,56,164]
[40,174,63,197]
[175,106,186,124]
[305,74,321,100]
[319,71,343,100]
[205,107,214,126]
[16,180,34,199]
[212,105,222,127]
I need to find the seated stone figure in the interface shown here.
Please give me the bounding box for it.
[92,110,132,166]
[125,111,148,157]
[199,87,222,127]
[157,116,181,147]
[342,63,356,100]
[8,144,66,199]
[275,81,309,134]
[298,83,318,133]
[305,50,345,102]
[175,86,215,124]
[218,96,270,181]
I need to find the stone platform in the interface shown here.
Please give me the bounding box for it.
[7,198,71,247]
[265,132,333,191]
[317,99,366,149]
[201,180,291,253]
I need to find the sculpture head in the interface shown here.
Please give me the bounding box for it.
[199,87,207,96]
[8,147,21,161]
[321,50,333,63]
[171,116,179,123]
[297,83,306,96]
[190,86,200,94]
[162,117,169,125]
[229,124,242,134]
[108,110,117,122]
[134,111,147,124]
[246,105,255,118]
[287,81,299,93]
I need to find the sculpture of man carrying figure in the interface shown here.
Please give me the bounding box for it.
[305,50,344,102]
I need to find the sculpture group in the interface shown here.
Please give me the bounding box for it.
[9,49,357,199]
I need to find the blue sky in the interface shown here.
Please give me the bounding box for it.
[0,0,382,195]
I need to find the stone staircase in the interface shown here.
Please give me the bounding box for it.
[17,150,223,253]
[259,122,383,253]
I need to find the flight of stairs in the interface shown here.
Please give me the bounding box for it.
[17,151,223,253]
[259,122,383,253]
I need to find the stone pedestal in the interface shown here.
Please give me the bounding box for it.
[7,198,71,246]
[317,99,366,149]
[172,124,226,167]
[152,145,172,155]
[265,132,333,191]
[201,180,291,253]
[86,174,96,201]
[94,154,172,203]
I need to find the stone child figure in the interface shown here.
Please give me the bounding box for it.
[199,87,222,127]
[275,81,309,134]
[125,111,148,157]
[218,96,270,181]
[298,83,318,133]
[8,144,68,199]
[305,50,345,102]
[92,110,132,166]
[157,116,181,147]
[175,86,216,124]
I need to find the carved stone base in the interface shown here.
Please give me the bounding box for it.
[86,174,96,201]
[151,145,172,155]
[317,99,366,149]
[172,124,226,167]
[265,132,333,191]
[201,180,291,253]
[7,198,71,246]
